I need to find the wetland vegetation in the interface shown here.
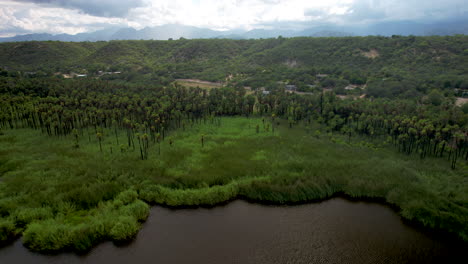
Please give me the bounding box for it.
[0,36,467,253]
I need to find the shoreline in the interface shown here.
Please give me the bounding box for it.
[2,192,466,256]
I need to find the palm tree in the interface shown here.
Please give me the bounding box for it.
[96,132,103,152]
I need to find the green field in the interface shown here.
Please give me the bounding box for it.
[0,117,466,252]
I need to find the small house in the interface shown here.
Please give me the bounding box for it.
[316,74,328,78]
[285,85,297,91]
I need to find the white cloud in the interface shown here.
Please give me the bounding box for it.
[12,0,144,17]
[0,0,127,36]
[1,0,467,36]
[126,0,355,30]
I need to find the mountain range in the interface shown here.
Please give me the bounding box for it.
[1,19,467,42]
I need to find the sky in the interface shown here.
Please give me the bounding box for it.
[0,0,467,37]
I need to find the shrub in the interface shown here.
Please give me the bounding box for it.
[70,224,98,252]
[14,207,54,227]
[461,103,468,114]
[23,220,73,252]
[427,89,444,106]
[115,189,138,205]
[119,200,150,222]
[0,218,16,244]
[139,183,238,206]
[0,197,20,217]
[109,216,140,242]
[70,218,115,252]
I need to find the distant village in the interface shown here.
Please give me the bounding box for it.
[259,73,364,98]
[60,71,122,79]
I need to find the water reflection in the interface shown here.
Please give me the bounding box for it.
[0,198,465,264]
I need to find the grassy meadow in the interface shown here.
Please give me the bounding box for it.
[0,117,467,252]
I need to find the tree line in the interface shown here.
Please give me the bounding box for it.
[1,76,466,168]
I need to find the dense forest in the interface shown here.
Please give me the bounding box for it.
[1,35,467,95]
[0,36,467,253]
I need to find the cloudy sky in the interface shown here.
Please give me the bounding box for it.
[0,0,467,37]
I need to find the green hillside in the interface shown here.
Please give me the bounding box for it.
[0,36,467,93]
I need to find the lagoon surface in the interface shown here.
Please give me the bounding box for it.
[0,198,465,264]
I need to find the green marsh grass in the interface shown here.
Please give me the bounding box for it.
[0,117,466,252]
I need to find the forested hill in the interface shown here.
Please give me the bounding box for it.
[0,35,467,97]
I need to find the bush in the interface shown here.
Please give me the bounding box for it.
[0,218,16,244]
[70,219,114,252]
[427,89,444,106]
[119,200,149,222]
[0,197,20,217]
[115,189,138,205]
[23,220,73,252]
[109,216,140,242]
[64,182,121,209]
[70,224,99,252]
[14,207,54,227]
[139,183,238,206]
[461,103,468,114]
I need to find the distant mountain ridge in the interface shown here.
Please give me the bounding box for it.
[1,20,467,42]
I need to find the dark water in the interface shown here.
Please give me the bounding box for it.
[0,198,465,264]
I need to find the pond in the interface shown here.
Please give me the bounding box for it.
[0,198,465,264]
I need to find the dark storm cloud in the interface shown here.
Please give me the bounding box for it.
[12,0,145,17]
